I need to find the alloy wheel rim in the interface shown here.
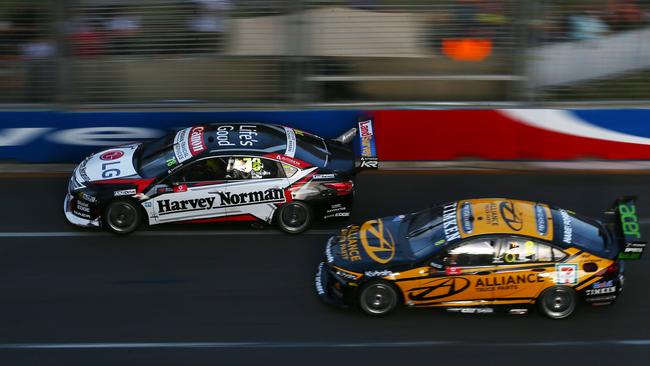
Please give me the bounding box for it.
[108,203,136,231]
[363,284,395,314]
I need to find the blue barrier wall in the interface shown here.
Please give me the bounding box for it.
[0,110,362,163]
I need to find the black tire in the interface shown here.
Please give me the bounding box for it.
[358,281,399,317]
[103,199,141,235]
[537,286,577,319]
[275,201,312,234]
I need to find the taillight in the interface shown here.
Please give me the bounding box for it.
[597,262,618,277]
[324,181,354,195]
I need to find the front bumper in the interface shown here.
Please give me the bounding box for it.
[315,262,352,308]
[64,193,100,228]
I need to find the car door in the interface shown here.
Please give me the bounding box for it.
[220,156,290,222]
[152,157,229,224]
[489,236,559,304]
[394,238,500,307]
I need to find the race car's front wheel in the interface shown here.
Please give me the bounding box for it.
[276,201,312,234]
[104,199,141,235]
[358,281,399,317]
[538,286,577,319]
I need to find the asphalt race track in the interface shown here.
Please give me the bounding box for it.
[1,171,650,365]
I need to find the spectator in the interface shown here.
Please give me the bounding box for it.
[20,34,56,102]
[104,5,141,55]
[569,8,609,41]
[605,0,644,31]
[187,0,232,53]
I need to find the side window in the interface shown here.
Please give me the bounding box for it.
[553,248,568,261]
[168,157,228,183]
[495,238,555,264]
[225,157,284,180]
[282,163,299,178]
[445,239,496,267]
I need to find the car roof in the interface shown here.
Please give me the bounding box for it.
[202,123,289,155]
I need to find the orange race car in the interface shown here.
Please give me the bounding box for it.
[315,197,645,319]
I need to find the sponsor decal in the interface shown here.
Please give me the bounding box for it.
[338,225,362,262]
[499,201,523,231]
[442,202,461,242]
[325,240,335,263]
[559,209,573,244]
[315,262,325,295]
[166,157,177,167]
[314,174,336,180]
[214,125,259,147]
[359,120,373,137]
[78,192,96,203]
[434,239,445,246]
[586,281,617,296]
[216,189,284,207]
[335,269,359,280]
[447,307,494,314]
[284,127,297,157]
[534,204,548,236]
[358,120,376,158]
[407,277,470,301]
[75,200,90,213]
[365,270,394,277]
[157,188,285,215]
[188,126,206,155]
[99,150,125,161]
[174,126,205,163]
[326,203,346,213]
[474,273,544,292]
[324,212,350,219]
[555,263,578,284]
[272,154,304,168]
[460,201,473,234]
[173,184,188,193]
[483,201,499,227]
[359,219,396,264]
[592,280,614,289]
[360,156,378,168]
[445,267,462,275]
[143,201,152,208]
[618,201,641,239]
[114,189,136,197]
[73,210,91,219]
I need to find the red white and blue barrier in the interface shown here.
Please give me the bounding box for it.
[1,108,650,163]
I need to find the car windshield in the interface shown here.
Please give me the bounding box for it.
[406,206,445,259]
[134,133,178,178]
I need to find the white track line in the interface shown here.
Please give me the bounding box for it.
[2,219,650,238]
[0,339,649,350]
[0,229,336,238]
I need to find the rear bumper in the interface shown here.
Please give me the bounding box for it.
[64,193,100,228]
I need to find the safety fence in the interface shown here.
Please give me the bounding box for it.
[1,0,650,107]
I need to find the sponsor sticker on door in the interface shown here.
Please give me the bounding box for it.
[555,263,578,285]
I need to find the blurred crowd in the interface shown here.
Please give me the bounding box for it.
[531,0,650,43]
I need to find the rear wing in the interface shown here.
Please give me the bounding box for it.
[609,197,646,260]
[333,118,378,169]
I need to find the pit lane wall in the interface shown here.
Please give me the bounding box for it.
[1,109,650,163]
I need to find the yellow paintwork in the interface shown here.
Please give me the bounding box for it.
[385,247,612,307]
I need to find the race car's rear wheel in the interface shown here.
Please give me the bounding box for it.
[358,281,399,317]
[276,201,311,234]
[104,199,141,235]
[538,286,577,319]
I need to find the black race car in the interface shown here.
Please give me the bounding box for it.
[64,121,376,234]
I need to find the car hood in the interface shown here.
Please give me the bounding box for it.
[325,214,413,272]
[76,144,141,182]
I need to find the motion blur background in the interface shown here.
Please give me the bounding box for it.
[2,0,650,108]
